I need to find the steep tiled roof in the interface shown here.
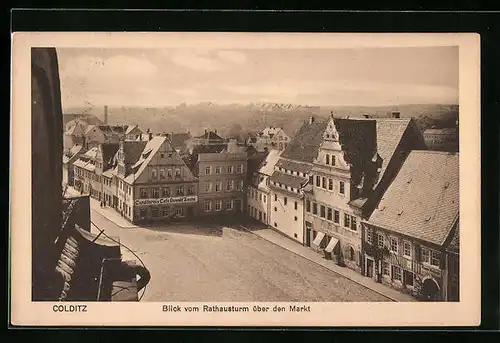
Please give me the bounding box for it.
[369,151,459,246]
[125,136,166,184]
[125,125,141,135]
[276,158,312,174]
[170,132,192,149]
[122,141,147,165]
[270,171,307,189]
[372,119,412,187]
[258,150,283,176]
[280,120,328,163]
[84,125,96,135]
[101,143,120,167]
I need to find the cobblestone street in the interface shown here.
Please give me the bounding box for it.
[90,207,390,302]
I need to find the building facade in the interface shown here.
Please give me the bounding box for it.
[423,128,458,152]
[62,144,86,186]
[362,151,459,301]
[247,150,282,225]
[253,126,290,152]
[114,136,199,224]
[196,151,247,217]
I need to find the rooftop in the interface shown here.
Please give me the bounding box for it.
[369,150,459,246]
[280,119,328,163]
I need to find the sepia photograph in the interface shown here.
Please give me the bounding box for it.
[11,32,480,326]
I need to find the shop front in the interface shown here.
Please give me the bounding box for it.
[132,195,198,224]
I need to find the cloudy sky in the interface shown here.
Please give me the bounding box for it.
[57,46,458,109]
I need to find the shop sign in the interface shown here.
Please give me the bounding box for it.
[134,196,198,206]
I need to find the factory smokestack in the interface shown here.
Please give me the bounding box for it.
[104,105,108,124]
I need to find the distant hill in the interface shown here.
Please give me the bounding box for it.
[63,103,458,139]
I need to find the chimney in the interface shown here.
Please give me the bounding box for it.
[104,105,108,124]
[391,111,401,119]
[309,116,315,124]
[149,132,153,141]
[204,129,207,135]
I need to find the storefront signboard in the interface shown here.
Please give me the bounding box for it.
[134,196,198,206]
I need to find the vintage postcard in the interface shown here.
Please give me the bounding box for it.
[10,32,480,326]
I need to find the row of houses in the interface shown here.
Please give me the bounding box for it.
[247,114,459,302]
[64,129,256,224]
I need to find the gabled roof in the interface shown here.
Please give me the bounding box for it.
[125,125,142,135]
[125,136,166,183]
[194,130,224,141]
[280,119,328,163]
[84,125,97,135]
[368,151,459,246]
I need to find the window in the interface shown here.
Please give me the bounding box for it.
[175,168,181,177]
[204,182,212,192]
[378,234,385,248]
[322,177,327,189]
[328,178,333,191]
[350,216,357,231]
[151,187,160,198]
[215,200,222,211]
[339,181,345,194]
[176,186,184,196]
[151,207,159,218]
[392,266,402,281]
[227,165,234,174]
[306,200,311,212]
[162,187,170,197]
[205,166,211,175]
[320,205,326,218]
[167,169,172,178]
[160,153,164,158]
[151,168,158,180]
[236,164,243,174]
[274,194,277,201]
[236,180,243,191]
[274,207,277,212]
[204,200,212,212]
[215,181,221,192]
[159,168,165,180]
[215,166,221,174]
[403,241,411,258]
[332,155,336,166]
[294,216,298,221]
[294,201,298,210]
[361,228,372,247]
[312,202,318,215]
[390,237,398,253]
[140,208,147,219]
[349,247,355,261]
[382,262,390,276]
[226,180,234,191]
[176,207,185,217]
[316,176,321,187]
[140,188,148,198]
[334,210,339,224]
[344,213,350,228]
[225,200,233,210]
[188,186,195,195]
[327,207,332,221]
[326,154,330,165]
[162,207,169,217]
[284,197,288,205]
[274,222,277,227]
[431,251,440,267]
[263,195,266,203]
[421,248,430,264]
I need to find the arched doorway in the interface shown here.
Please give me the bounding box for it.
[349,246,355,261]
[421,278,440,301]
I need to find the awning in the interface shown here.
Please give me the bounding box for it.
[324,237,339,253]
[312,232,325,247]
